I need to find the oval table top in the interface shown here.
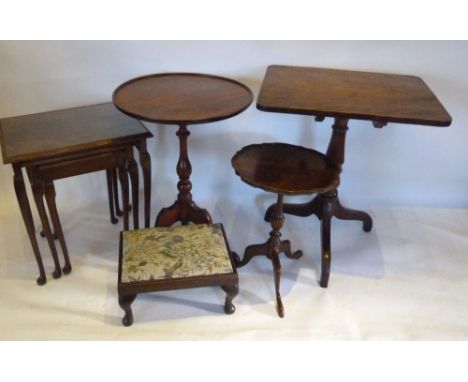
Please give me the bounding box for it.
[231,143,340,195]
[113,73,253,125]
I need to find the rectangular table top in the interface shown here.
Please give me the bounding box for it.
[0,103,152,164]
[257,65,452,127]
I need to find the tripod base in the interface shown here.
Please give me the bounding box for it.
[264,190,372,287]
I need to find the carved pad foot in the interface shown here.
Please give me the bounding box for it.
[119,294,137,327]
[36,275,47,286]
[222,285,239,314]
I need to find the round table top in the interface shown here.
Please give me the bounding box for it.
[113,73,253,125]
[231,143,340,195]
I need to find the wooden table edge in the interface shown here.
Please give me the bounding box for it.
[1,131,153,165]
[256,102,452,127]
[112,72,254,125]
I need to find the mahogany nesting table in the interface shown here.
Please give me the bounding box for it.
[0,103,153,285]
[232,143,340,317]
[258,65,452,287]
[113,73,253,227]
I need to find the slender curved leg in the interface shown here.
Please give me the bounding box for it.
[187,202,212,225]
[138,140,152,228]
[13,165,47,285]
[222,284,238,314]
[280,240,303,259]
[31,180,62,279]
[155,202,181,228]
[235,241,269,267]
[44,182,72,275]
[119,294,137,326]
[30,167,58,240]
[333,197,372,232]
[118,164,130,231]
[155,125,212,227]
[112,168,123,217]
[127,151,139,230]
[239,194,302,317]
[106,169,118,224]
[319,195,334,288]
[271,253,284,318]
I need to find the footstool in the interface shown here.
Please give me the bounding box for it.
[118,223,239,326]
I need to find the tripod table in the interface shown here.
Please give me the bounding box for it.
[113,73,253,227]
[258,65,452,287]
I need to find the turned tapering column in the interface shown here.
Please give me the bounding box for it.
[155,125,212,227]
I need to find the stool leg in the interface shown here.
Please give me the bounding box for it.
[106,169,118,224]
[222,284,239,314]
[44,181,72,275]
[319,193,334,288]
[119,294,137,326]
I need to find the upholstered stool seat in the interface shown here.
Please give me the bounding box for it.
[118,223,239,326]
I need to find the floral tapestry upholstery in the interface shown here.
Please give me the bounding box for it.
[121,223,234,283]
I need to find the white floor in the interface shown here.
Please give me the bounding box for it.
[1,198,468,340]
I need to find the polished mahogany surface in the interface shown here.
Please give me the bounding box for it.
[232,142,340,195]
[113,73,253,125]
[0,103,151,164]
[257,65,452,127]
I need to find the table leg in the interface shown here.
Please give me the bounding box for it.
[44,181,72,274]
[111,167,123,217]
[106,169,118,224]
[264,117,373,232]
[27,165,58,240]
[127,148,139,230]
[234,194,302,318]
[12,165,47,285]
[155,125,212,227]
[319,192,333,288]
[118,163,130,231]
[138,139,151,228]
[30,178,62,279]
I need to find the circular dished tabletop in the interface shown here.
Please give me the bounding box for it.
[232,143,341,195]
[112,73,253,125]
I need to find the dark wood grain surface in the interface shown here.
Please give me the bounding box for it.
[0,103,152,164]
[113,73,253,125]
[232,143,340,195]
[257,65,452,126]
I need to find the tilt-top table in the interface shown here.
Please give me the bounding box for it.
[232,142,340,317]
[113,73,253,227]
[258,65,452,287]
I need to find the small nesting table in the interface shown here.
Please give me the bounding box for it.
[258,65,452,287]
[113,73,253,227]
[0,103,153,285]
[232,143,340,317]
